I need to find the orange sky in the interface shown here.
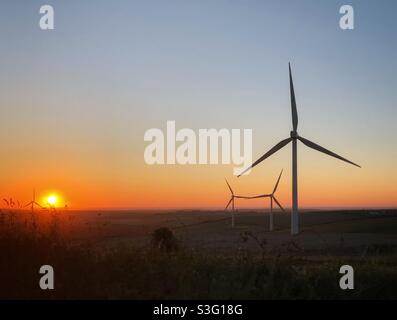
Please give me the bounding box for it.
[2,140,396,209]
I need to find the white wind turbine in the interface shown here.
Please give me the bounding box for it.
[247,169,285,232]
[239,63,360,235]
[225,179,251,228]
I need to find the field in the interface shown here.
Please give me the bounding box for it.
[61,208,397,254]
[1,208,397,299]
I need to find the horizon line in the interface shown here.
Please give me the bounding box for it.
[9,205,396,212]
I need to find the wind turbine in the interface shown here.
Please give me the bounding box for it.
[24,189,43,213]
[247,169,285,231]
[225,179,251,228]
[239,63,360,235]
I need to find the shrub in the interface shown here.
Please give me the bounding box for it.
[150,227,179,252]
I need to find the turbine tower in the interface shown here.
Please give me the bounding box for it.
[225,179,250,228]
[24,189,43,213]
[239,63,360,235]
[248,169,285,231]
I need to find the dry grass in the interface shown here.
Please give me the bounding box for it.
[1,209,397,299]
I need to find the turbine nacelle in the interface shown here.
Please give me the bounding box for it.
[290,131,298,139]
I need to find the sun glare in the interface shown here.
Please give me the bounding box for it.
[47,195,57,206]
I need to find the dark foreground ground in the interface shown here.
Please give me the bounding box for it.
[95,208,397,255]
[1,208,397,299]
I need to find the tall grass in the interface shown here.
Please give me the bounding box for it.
[0,209,397,299]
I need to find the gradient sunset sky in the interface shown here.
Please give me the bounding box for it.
[0,0,396,209]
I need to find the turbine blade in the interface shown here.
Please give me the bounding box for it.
[298,136,361,168]
[225,198,233,210]
[234,196,252,199]
[272,169,284,194]
[225,179,234,195]
[272,196,285,212]
[238,138,292,177]
[289,63,298,131]
[23,202,32,208]
[249,194,271,199]
[33,202,43,208]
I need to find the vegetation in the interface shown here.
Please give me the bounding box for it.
[1,209,397,299]
[150,227,179,252]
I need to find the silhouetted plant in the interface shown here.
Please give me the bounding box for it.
[151,227,179,252]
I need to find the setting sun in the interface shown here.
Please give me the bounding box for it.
[47,195,57,206]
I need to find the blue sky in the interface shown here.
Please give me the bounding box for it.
[0,0,396,208]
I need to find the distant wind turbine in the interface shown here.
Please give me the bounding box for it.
[24,189,43,213]
[239,63,361,235]
[247,169,285,231]
[225,179,251,228]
